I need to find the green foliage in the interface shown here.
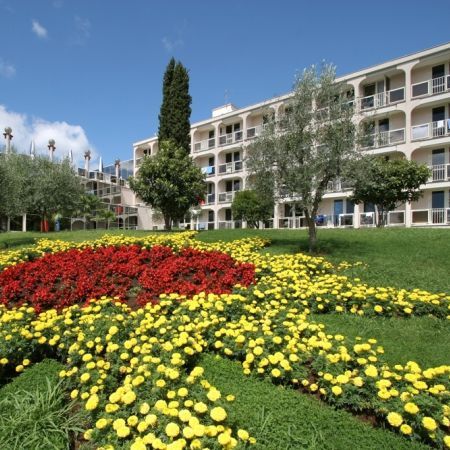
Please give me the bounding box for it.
[158,59,192,153]
[246,63,357,251]
[349,157,431,226]
[0,360,85,450]
[231,190,274,228]
[129,140,205,229]
[200,355,427,450]
[0,154,84,221]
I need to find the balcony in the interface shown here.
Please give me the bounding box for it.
[411,120,450,141]
[246,125,263,139]
[218,191,237,203]
[193,221,215,231]
[218,220,242,229]
[205,193,215,205]
[194,137,215,153]
[326,179,353,193]
[218,130,243,147]
[201,165,215,177]
[218,160,243,175]
[358,87,405,111]
[135,158,143,167]
[362,128,405,149]
[429,164,450,182]
[411,75,450,98]
[412,208,450,225]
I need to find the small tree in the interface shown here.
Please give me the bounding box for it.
[129,140,205,230]
[158,59,192,153]
[75,194,103,229]
[349,157,430,227]
[231,190,274,228]
[246,63,357,252]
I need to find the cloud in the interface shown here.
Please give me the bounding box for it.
[162,36,184,52]
[0,105,97,166]
[31,20,48,39]
[71,15,91,45]
[0,58,15,78]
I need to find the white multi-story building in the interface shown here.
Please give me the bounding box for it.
[133,42,449,230]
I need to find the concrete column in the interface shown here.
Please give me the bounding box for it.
[353,203,360,229]
[273,202,279,229]
[22,214,27,232]
[401,62,415,144]
[190,128,197,155]
[405,202,412,227]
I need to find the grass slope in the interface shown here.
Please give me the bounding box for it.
[200,354,429,450]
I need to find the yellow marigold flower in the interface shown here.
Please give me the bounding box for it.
[422,416,437,431]
[238,429,249,440]
[364,365,378,378]
[404,402,419,414]
[332,386,343,396]
[207,389,221,402]
[166,422,180,438]
[96,418,108,429]
[210,406,227,422]
[116,425,131,438]
[400,424,412,435]
[443,436,450,448]
[387,412,403,427]
[140,402,150,415]
[127,415,139,427]
[183,426,195,439]
[85,393,99,410]
[145,414,158,426]
[130,440,147,450]
[218,432,231,445]
[122,390,136,405]
[194,402,208,413]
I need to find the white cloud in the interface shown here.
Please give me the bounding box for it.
[161,36,184,52]
[71,15,91,45]
[0,58,15,78]
[31,20,48,39]
[0,105,97,166]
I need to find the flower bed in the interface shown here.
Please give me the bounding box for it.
[0,245,255,311]
[0,233,449,449]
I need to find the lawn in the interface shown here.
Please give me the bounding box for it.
[0,227,448,449]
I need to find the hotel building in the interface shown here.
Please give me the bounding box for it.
[133,41,450,230]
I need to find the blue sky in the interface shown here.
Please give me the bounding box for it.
[1,0,450,167]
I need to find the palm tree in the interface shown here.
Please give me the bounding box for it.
[75,194,102,229]
[96,208,116,230]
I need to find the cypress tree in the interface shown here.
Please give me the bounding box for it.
[157,59,192,154]
[158,57,176,143]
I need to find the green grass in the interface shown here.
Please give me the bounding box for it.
[310,314,449,368]
[200,354,428,450]
[0,359,85,450]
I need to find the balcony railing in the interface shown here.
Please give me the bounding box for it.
[430,164,450,182]
[218,130,243,146]
[358,87,405,111]
[193,221,215,231]
[135,158,143,167]
[411,120,450,141]
[246,125,263,139]
[201,165,215,177]
[412,208,450,225]
[218,220,242,229]
[362,128,405,148]
[193,137,215,153]
[205,193,215,205]
[218,160,243,174]
[411,75,450,98]
[326,179,353,193]
[218,191,237,203]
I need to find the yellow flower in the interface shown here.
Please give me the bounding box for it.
[207,389,221,402]
[422,416,437,431]
[96,418,108,429]
[332,386,342,396]
[400,424,412,435]
[238,429,249,440]
[218,432,231,445]
[364,365,378,378]
[210,406,227,422]
[166,422,180,438]
[85,394,99,411]
[140,402,150,415]
[116,425,131,438]
[387,412,403,427]
[122,390,136,405]
[404,402,419,414]
[194,402,208,413]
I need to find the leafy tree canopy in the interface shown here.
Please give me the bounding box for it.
[231,190,274,228]
[349,157,430,226]
[246,63,357,251]
[129,140,205,230]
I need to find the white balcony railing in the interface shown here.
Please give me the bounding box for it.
[193,137,215,153]
[412,208,450,225]
[362,128,405,148]
[429,164,450,182]
[218,130,243,146]
[218,160,243,174]
[218,220,242,229]
[359,87,405,111]
[411,120,450,141]
[411,75,450,98]
[246,125,263,139]
[326,179,353,193]
[218,191,237,203]
[205,193,215,205]
[278,214,354,229]
[387,211,405,226]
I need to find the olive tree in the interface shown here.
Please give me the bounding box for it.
[246,64,357,252]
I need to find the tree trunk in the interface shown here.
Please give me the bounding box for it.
[164,214,172,231]
[307,219,317,253]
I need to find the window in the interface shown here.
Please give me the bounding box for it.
[225,209,232,221]
[208,130,215,139]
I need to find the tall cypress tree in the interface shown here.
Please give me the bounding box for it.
[158,58,176,143]
[157,59,192,154]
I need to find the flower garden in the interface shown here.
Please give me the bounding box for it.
[0,231,449,449]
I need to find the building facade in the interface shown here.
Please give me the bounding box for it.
[132,42,450,230]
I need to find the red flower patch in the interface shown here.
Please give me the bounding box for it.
[0,245,255,312]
